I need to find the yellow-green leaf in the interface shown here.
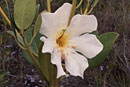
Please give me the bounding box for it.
[14,0,36,30]
[33,14,42,38]
[33,11,47,39]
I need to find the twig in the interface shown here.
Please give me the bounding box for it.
[76,0,83,9]
[68,0,77,26]
[84,0,90,15]
[47,0,51,12]
[0,7,11,26]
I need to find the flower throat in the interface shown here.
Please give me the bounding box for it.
[56,29,68,48]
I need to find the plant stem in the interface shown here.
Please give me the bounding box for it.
[68,0,77,26]
[0,7,11,26]
[23,37,39,70]
[76,0,83,9]
[23,36,49,84]
[0,7,26,50]
[87,0,99,15]
[87,7,94,15]
[84,0,90,15]
[47,0,51,12]
[0,3,50,86]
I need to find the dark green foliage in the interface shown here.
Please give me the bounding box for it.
[88,32,119,69]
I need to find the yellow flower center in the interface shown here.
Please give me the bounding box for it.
[56,29,69,49]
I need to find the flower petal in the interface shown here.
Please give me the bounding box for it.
[40,37,55,53]
[55,3,72,29]
[64,49,88,78]
[39,3,72,38]
[67,14,97,37]
[70,34,103,58]
[39,13,57,37]
[51,49,66,78]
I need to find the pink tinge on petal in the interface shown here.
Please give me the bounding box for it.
[51,48,66,78]
[64,49,89,78]
[70,34,103,58]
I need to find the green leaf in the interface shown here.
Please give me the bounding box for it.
[35,4,40,18]
[7,30,24,46]
[22,50,34,64]
[35,33,42,46]
[23,27,41,65]
[25,27,40,56]
[91,30,98,36]
[92,0,99,7]
[88,32,119,69]
[7,30,33,64]
[33,11,47,39]
[14,0,36,30]
[7,28,41,65]
[38,43,55,86]
[33,14,42,38]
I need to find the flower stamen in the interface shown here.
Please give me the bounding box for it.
[56,29,69,49]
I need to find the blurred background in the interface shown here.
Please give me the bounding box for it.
[0,0,130,87]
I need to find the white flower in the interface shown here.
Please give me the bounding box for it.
[39,3,103,79]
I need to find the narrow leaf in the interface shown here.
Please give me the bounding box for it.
[33,14,42,38]
[7,30,24,46]
[33,11,47,39]
[35,4,40,18]
[92,0,99,7]
[22,50,34,64]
